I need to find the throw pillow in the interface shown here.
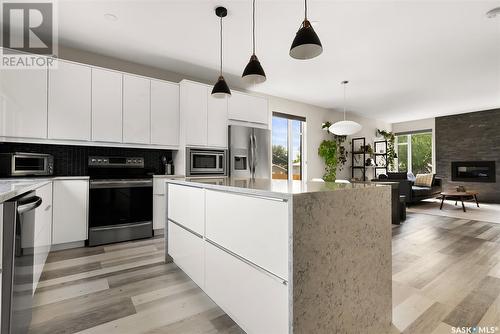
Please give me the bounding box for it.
[415,173,433,187]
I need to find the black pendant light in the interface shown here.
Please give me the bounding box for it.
[212,6,231,98]
[289,0,323,60]
[242,0,266,84]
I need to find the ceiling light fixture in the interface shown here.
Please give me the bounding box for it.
[212,6,231,98]
[242,0,266,84]
[290,0,323,60]
[486,7,500,18]
[329,81,362,136]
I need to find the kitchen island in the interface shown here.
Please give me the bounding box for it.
[163,178,392,334]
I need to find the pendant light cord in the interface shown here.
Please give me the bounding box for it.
[343,81,347,121]
[220,15,223,75]
[304,0,308,20]
[252,0,256,55]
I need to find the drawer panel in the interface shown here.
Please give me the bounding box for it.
[168,222,204,288]
[205,190,289,280]
[205,241,288,334]
[167,184,204,235]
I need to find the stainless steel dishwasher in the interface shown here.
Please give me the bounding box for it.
[2,191,42,334]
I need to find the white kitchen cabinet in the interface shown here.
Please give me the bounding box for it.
[207,94,228,148]
[91,68,123,142]
[228,91,268,125]
[168,222,204,288]
[153,179,166,231]
[52,179,89,244]
[123,74,150,144]
[180,81,208,147]
[48,59,91,140]
[205,190,289,280]
[0,65,47,138]
[167,184,204,235]
[205,241,288,334]
[33,182,53,292]
[151,80,179,146]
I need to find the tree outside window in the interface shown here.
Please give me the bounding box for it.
[396,132,433,174]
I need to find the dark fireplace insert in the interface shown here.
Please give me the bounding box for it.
[451,161,496,183]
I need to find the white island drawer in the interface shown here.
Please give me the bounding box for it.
[205,241,288,334]
[168,222,204,289]
[167,184,204,235]
[205,190,289,280]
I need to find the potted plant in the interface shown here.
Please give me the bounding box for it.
[318,139,338,181]
[377,129,396,171]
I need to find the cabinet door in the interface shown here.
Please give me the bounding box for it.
[153,194,166,230]
[123,74,150,144]
[167,184,205,235]
[205,242,288,334]
[205,190,289,280]
[228,91,268,125]
[92,68,122,142]
[0,65,47,138]
[48,60,91,140]
[151,80,179,146]
[168,222,204,288]
[207,93,228,148]
[180,81,207,146]
[52,180,88,244]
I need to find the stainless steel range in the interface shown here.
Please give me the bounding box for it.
[87,156,153,246]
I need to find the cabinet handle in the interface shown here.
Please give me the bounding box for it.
[205,238,288,285]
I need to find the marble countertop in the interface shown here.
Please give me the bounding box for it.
[165,177,387,199]
[0,176,90,203]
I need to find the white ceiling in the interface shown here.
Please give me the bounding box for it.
[53,0,500,123]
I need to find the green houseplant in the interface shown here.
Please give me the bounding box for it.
[318,139,338,181]
[377,129,396,171]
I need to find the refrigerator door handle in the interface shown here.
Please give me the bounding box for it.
[252,133,257,179]
[248,134,254,177]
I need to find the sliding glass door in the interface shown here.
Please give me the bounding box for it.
[272,113,305,180]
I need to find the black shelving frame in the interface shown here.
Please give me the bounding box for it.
[374,140,388,178]
[351,137,367,181]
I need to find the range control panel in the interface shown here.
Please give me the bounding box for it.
[88,156,144,168]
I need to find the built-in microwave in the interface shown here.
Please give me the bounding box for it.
[0,152,54,176]
[186,148,227,176]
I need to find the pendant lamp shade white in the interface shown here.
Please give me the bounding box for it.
[329,81,362,136]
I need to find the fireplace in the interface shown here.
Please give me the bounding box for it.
[451,161,496,183]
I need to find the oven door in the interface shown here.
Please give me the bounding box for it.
[88,180,153,246]
[189,151,226,175]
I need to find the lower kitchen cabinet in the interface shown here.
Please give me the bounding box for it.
[153,194,166,231]
[167,222,204,288]
[52,179,89,245]
[205,241,288,334]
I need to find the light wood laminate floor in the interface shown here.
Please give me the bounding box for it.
[29,213,500,334]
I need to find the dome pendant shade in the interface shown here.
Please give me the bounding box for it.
[290,20,323,60]
[211,75,231,98]
[242,54,266,84]
[329,120,362,136]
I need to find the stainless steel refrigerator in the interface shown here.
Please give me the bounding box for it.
[229,125,271,180]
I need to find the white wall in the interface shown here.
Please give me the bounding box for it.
[57,46,391,181]
[392,118,436,173]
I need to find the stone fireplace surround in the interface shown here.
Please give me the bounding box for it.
[436,108,500,203]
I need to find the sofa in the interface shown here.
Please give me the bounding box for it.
[372,172,442,204]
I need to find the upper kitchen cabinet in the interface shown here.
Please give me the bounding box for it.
[0,64,48,139]
[48,59,92,140]
[180,81,208,147]
[151,80,179,146]
[123,74,151,144]
[228,91,269,126]
[207,93,228,148]
[91,68,123,143]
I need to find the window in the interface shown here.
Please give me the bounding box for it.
[396,131,433,174]
[272,113,306,180]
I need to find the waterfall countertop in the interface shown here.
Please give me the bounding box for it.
[165,177,388,200]
[0,176,89,203]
